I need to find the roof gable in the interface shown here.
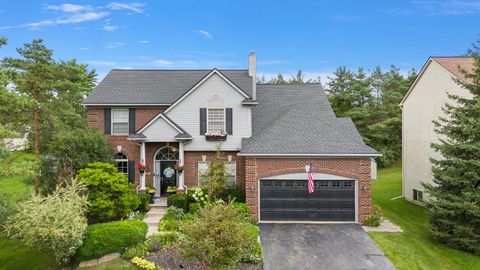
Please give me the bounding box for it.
[137,112,191,141]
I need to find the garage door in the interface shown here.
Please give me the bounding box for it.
[260,179,355,222]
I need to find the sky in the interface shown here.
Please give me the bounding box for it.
[0,0,479,82]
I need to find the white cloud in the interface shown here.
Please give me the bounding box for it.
[104,42,126,49]
[107,2,146,14]
[153,60,174,66]
[103,25,120,31]
[80,47,91,50]
[56,12,109,24]
[392,0,480,16]
[195,30,213,39]
[46,4,93,13]
[138,40,150,43]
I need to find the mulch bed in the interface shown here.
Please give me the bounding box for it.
[144,248,263,270]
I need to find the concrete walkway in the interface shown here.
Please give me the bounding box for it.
[144,199,167,236]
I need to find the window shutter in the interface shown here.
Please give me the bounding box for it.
[226,108,233,135]
[128,160,135,183]
[104,108,111,135]
[129,108,136,134]
[200,108,206,135]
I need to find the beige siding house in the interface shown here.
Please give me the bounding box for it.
[399,57,473,203]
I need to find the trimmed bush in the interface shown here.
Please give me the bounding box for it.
[363,204,383,227]
[78,162,140,222]
[146,232,180,252]
[188,203,200,214]
[136,194,151,213]
[122,243,148,260]
[75,219,147,261]
[167,194,187,211]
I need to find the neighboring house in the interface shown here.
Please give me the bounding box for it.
[400,57,474,203]
[83,52,379,223]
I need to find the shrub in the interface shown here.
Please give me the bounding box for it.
[190,187,210,206]
[165,206,184,220]
[4,180,88,265]
[122,243,149,260]
[188,203,200,214]
[76,219,147,261]
[363,204,383,227]
[240,224,263,263]
[221,186,246,203]
[206,148,226,198]
[167,194,187,211]
[136,194,151,213]
[146,232,180,252]
[131,257,158,270]
[159,218,182,231]
[180,201,259,269]
[233,202,255,224]
[0,194,13,226]
[186,187,209,204]
[78,162,140,222]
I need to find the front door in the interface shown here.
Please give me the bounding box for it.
[160,160,177,196]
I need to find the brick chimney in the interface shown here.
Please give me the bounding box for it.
[248,51,256,100]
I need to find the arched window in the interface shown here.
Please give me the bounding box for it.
[155,146,179,161]
[115,152,128,175]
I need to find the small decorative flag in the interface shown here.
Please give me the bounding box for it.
[308,162,314,193]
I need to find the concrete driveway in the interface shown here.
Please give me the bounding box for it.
[259,223,395,270]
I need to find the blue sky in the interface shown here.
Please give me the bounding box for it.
[0,0,479,82]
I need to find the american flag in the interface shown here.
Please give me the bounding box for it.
[308,162,314,193]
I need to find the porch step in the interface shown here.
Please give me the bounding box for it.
[151,197,167,206]
[147,226,159,236]
[147,208,167,215]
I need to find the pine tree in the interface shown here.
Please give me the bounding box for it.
[424,42,480,255]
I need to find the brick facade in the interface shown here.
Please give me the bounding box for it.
[244,157,372,223]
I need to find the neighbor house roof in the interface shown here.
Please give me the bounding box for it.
[239,84,379,157]
[83,69,253,105]
[399,56,474,106]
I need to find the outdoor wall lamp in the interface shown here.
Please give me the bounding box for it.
[362,183,367,192]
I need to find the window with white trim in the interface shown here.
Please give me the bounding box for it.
[115,152,128,175]
[112,108,129,135]
[207,108,225,133]
[225,161,236,189]
[198,161,209,187]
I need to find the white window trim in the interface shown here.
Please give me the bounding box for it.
[206,107,226,133]
[115,152,129,175]
[111,108,129,136]
[225,161,236,188]
[197,161,210,187]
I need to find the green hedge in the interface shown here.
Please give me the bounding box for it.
[136,194,151,213]
[75,219,147,261]
[167,194,187,211]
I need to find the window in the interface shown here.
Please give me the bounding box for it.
[413,189,423,202]
[225,161,236,189]
[112,108,129,135]
[115,152,128,175]
[207,108,225,133]
[331,181,341,188]
[198,161,209,187]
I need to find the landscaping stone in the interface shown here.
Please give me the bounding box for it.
[363,219,403,232]
[78,253,120,268]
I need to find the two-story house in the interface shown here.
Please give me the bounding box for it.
[84,52,379,223]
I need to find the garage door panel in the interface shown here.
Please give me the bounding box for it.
[260,180,355,222]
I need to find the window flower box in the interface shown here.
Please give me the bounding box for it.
[205,132,227,141]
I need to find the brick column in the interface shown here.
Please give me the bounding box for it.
[245,157,258,221]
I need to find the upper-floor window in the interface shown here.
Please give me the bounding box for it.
[207,108,225,133]
[112,108,129,135]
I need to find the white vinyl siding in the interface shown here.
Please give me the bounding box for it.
[225,161,236,188]
[112,108,129,135]
[167,73,252,151]
[142,116,181,141]
[207,108,225,133]
[198,161,209,187]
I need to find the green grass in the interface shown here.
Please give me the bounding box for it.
[370,163,480,270]
[80,258,137,270]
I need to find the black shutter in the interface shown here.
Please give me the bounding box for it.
[104,108,111,135]
[128,160,135,183]
[129,108,136,134]
[200,108,206,135]
[226,108,233,135]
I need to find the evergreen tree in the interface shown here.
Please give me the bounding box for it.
[424,42,480,255]
[207,147,226,198]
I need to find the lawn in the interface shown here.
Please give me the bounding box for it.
[0,151,137,270]
[370,163,480,270]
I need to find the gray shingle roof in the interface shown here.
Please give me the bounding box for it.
[240,84,379,156]
[84,69,253,105]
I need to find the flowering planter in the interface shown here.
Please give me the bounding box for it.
[205,135,227,141]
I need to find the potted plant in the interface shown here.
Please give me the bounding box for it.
[166,186,177,195]
[173,163,184,173]
[137,162,149,174]
[146,184,156,203]
[204,131,227,141]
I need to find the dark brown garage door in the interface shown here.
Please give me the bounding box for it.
[260,180,355,221]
